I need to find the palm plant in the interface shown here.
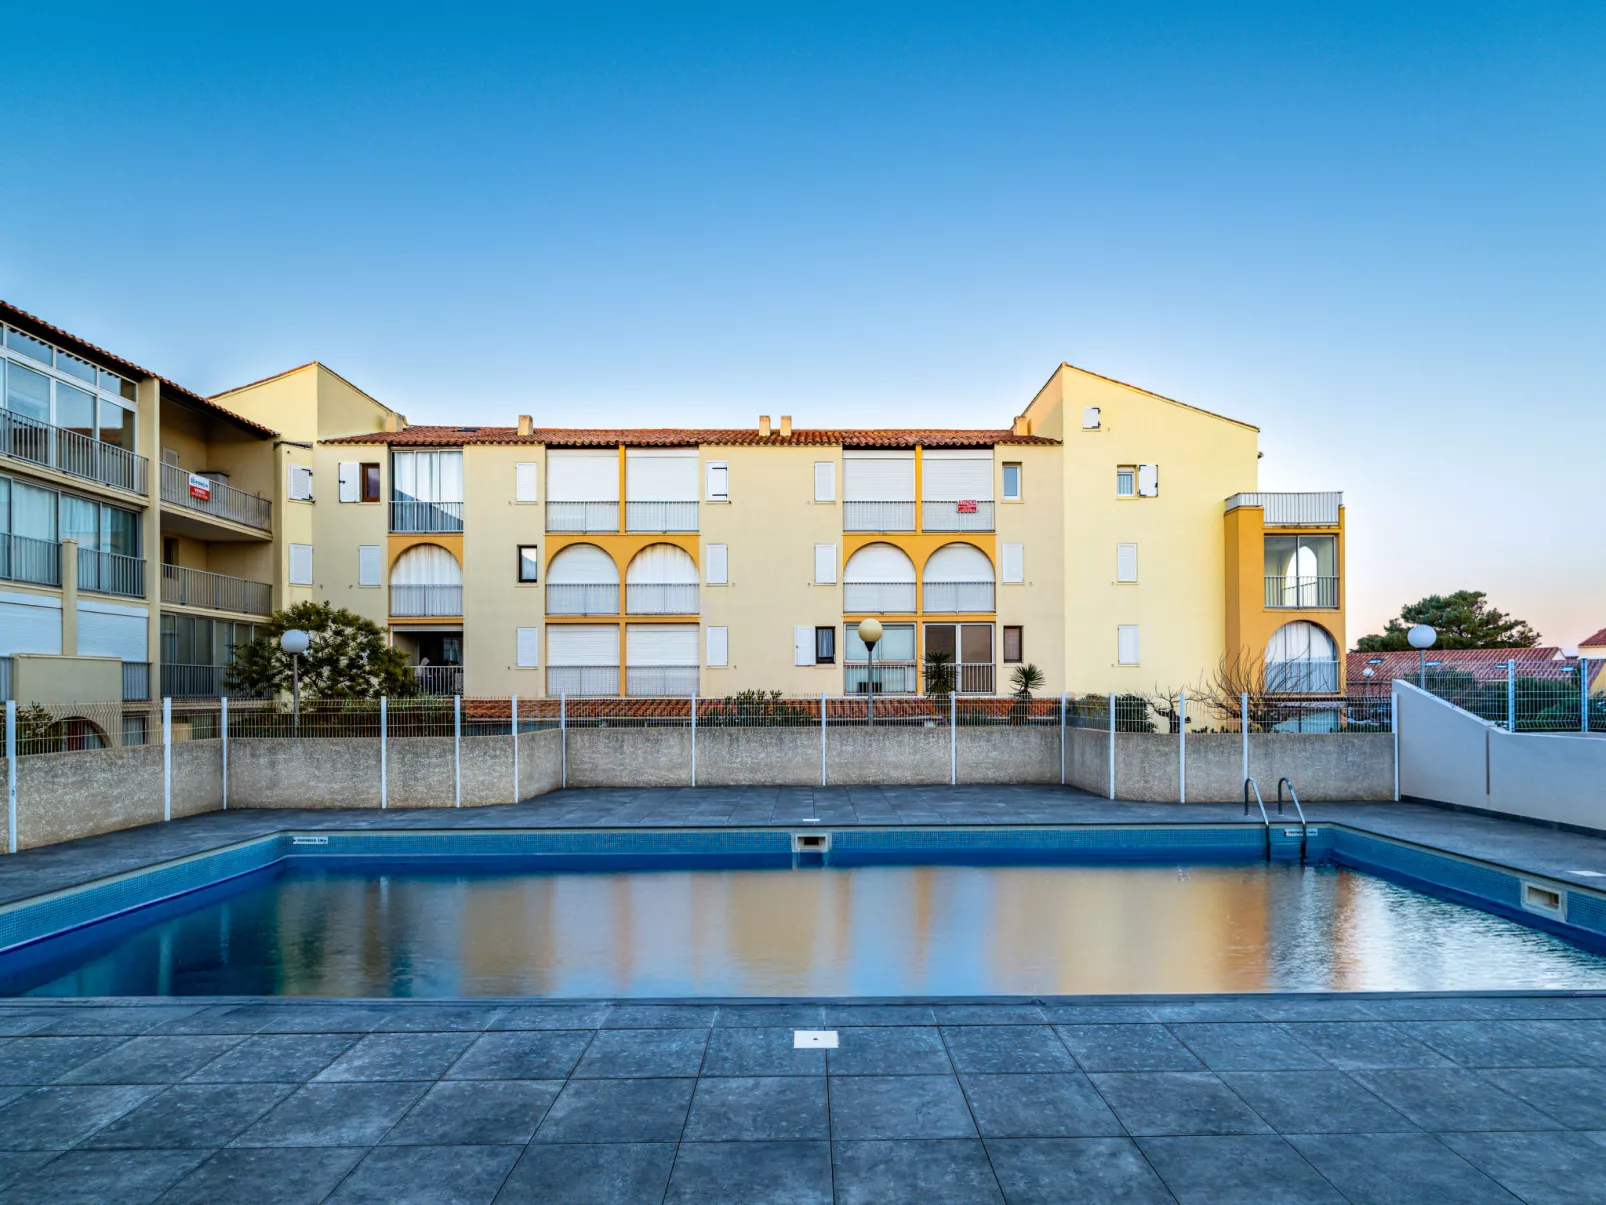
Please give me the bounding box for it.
[1010,663,1044,699]
[924,650,957,700]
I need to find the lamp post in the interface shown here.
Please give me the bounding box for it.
[857,618,883,728]
[280,629,310,733]
[1407,624,1437,690]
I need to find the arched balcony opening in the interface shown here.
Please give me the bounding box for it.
[546,543,620,615]
[1265,621,1339,693]
[625,543,699,614]
[389,544,462,616]
[843,543,915,613]
[921,542,995,613]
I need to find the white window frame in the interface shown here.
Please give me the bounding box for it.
[1001,462,1022,501]
[517,545,540,583]
[706,625,729,667]
[515,461,539,503]
[814,544,837,584]
[813,461,835,503]
[1117,624,1140,666]
[289,543,314,586]
[1116,543,1138,583]
[516,626,541,667]
[706,544,728,585]
[357,545,382,587]
[338,462,360,503]
[1116,467,1135,498]
[1002,543,1024,584]
[706,460,729,502]
[1082,407,1101,430]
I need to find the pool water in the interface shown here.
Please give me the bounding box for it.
[6,861,1606,997]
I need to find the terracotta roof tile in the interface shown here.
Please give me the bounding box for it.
[1580,627,1606,649]
[1346,647,1579,683]
[323,425,1056,448]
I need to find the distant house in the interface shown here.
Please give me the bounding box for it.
[1347,647,1582,689]
[1580,628,1606,689]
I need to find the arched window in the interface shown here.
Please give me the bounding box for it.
[921,543,994,612]
[1265,621,1338,693]
[625,543,698,614]
[390,544,462,616]
[547,544,620,614]
[844,543,916,613]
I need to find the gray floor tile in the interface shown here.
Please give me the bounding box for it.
[34,1005,203,1036]
[1478,1066,1606,1128]
[251,1007,393,1034]
[534,1078,694,1142]
[828,1074,976,1140]
[934,1005,1047,1026]
[1280,1023,1452,1070]
[493,1142,675,1204]
[1288,1132,1522,1204]
[231,1082,428,1146]
[446,1031,592,1080]
[55,1035,241,1085]
[1250,998,1381,1022]
[573,1028,708,1078]
[961,1072,1122,1138]
[1040,1003,1161,1025]
[985,1137,1172,1204]
[383,1080,562,1145]
[827,1026,951,1075]
[156,1146,366,1204]
[0,1036,130,1085]
[831,1139,1004,1205]
[0,1084,161,1149]
[702,1027,826,1076]
[1055,1024,1205,1072]
[943,1025,1077,1073]
[375,1006,504,1032]
[149,1006,276,1036]
[1149,1000,1270,1023]
[1353,1068,1566,1131]
[488,1004,613,1030]
[1138,1134,1346,1203]
[1171,1023,1330,1072]
[714,1005,826,1028]
[328,1144,522,1204]
[823,1005,936,1026]
[1440,1130,1606,1205]
[0,1148,208,1204]
[683,1076,828,1141]
[0,1152,54,1193]
[82,1082,295,1148]
[1360,997,1500,1021]
[1218,1071,1416,1133]
[1399,1020,1577,1067]
[664,1140,831,1204]
[1513,1019,1606,1065]
[601,1005,716,1029]
[185,1033,359,1082]
[0,1014,60,1038]
[1090,1073,1273,1136]
[313,1032,476,1082]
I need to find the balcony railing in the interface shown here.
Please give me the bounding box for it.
[390,584,463,616]
[0,533,61,587]
[1226,491,1343,526]
[545,583,620,615]
[844,581,916,613]
[0,656,10,701]
[1266,659,1341,694]
[845,661,920,694]
[77,548,144,598]
[625,583,699,614]
[411,665,464,696]
[958,662,995,694]
[123,662,151,702]
[546,501,619,533]
[160,462,271,531]
[1265,576,1339,609]
[922,500,995,532]
[626,666,699,696]
[547,665,620,696]
[844,501,916,532]
[625,501,698,533]
[921,581,995,613]
[162,564,272,615]
[390,499,463,533]
[1,408,148,495]
[162,663,229,698]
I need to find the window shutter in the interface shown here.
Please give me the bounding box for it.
[547,450,620,501]
[1117,543,1138,583]
[338,462,359,502]
[794,625,814,666]
[920,450,993,500]
[288,465,314,501]
[842,452,914,501]
[289,543,314,585]
[1082,407,1101,429]
[814,544,836,584]
[515,462,538,502]
[706,625,728,667]
[517,626,541,667]
[1002,543,1024,583]
[548,624,620,666]
[626,448,698,501]
[1137,464,1159,497]
[625,623,698,665]
[1118,625,1140,665]
[813,461,835,502]
[707,544,728,584]
[358,545,382,586]
[0,598,62,655]
[706,461,729,501]
[76,602,148,661]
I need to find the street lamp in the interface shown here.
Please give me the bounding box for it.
[857,618,883,727]
[280,629,310,732]
[1407,623,1437,689]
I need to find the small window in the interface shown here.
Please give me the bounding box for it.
[1082,406,1101,430]
[516,626,540,667]
[1003,625,1023,663]
[362,463,381,503]
[707,544,728,585]
[162,537,179,566]
[813,461,835,502]
[517,545,540,583]
[1116,467,1135,497]
[706,625,729,667]
[358,545,382,586]
[1002,463,1022,500]
[1117,542,1138,583]
[707,461,729,502]
[289,543,314,586]
[515,461,538,502]
[162,448,180,466]
[1117,624,1140,666]
[288,464,314,501]
[1002,543,1024,584]
[815,626,836,664]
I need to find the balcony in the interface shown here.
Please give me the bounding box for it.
[546,583,620,615]
[547,665,620,696]
[1226,491,1342,526]
[844,581,916,613]
[546,502,619,533]
[844,501,915,532]
[390,499,463,534]
[390,584,463,617]
[1265,576,1339,609]
[123,662,151,702]
[1,408,148,496]
[1266,659,1341,694]
[626,665,699,696]
[162,564,272,615]
[0,656,9,700]
[625,583,699,615]
[921,581,995,613]
[957,662,995,694]
[411,665,463,696]
[845,661,919,694]
[161,463,271,531]
[625,501,698,533]
[922,500,994,532]
[162,663,229,698]
[0,533,61,587]
[77,548,144,598]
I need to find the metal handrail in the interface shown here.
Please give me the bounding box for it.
[1243,777,1271,861]
[1278,777,1309,863]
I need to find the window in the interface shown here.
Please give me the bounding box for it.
[813,461,835,502]
[338,462,360,503]
[358,545,382,586]
[288,465,314,501]
[925,623,994,691]
[289,543,314,585]
[1003,625,1023,663]
[815,626,835,664]
[1116,467,1135,497]
[162,538,179,566]
[1264,535,1338,607]
[1002,543,1024,584]
[814,544,837,584]
[362,463,381,503]
[1082,407,1101,430]
[706,544,728,585]
[1137,463,1159,497]
[1002,463,1022,500]
[1117,624,1140,666]
[1117,542,1138,583]
[706,461,729,502]
[162,448,180,466]
[706,625,729,667]
[514,462,538,502]
[516,626,540,667]
[517,545,540,583]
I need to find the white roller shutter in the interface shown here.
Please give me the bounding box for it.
[921,449,993,500]
[515,462,539,502]
[842,451,914,501]
[547,544,619,584]
[1117,543,1138,583]
[516,626,541,667]
[391,544,461,584]
[289,544,314,585]
[794,625,814,666]
[706,626,728,667]
[0,597,61,656]
[1118,625,1141,665]
[1002,543,1024,583]
[1137,464,1159,497]
[626,623,698,665]
[845,543,915,582]
[77,602,148,661]
[814,461,835,502]
[814,544,837,584]
[547,450,619,501]
[625,543,698,583]
[924,543,993,582]
[358,545,382,586]
[547,624,619,666]
[338,462,359,502]
[706,544,728,584]
[626,449,698,501]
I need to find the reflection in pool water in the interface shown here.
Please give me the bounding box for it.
[9,862,1606,997]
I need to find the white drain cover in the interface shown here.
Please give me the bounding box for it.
[794,1030,838,1049]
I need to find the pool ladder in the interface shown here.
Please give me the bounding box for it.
[1243,777,1309,863]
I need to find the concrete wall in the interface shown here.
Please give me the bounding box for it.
[15,745,164,850]
[1398,682,1489,808]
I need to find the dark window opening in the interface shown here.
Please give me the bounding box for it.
[815,626,835,664]
[1003,625,1023,663]
[361,463,381,503]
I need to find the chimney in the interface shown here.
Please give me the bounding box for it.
[1011,415,1030,436]
[383,411,404,433]
[779,415,792,438]
[759,415,771,437]
[517,414,533,436]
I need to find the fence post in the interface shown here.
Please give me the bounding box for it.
[560,693,567,789]
[1108,691,1116,800]
[6,700,15,854]
[690,691,697,788]
[1507,659,1516,733]
[1059,692,1066,787]
[1392,690,1400,801]
[950,692,957,786]
[162,697,172,822]
[454,694,462,808]
[510,694,518,803]
[1241,691,1249,785]
[1178,688,1186,804]
[379,696,388,809]
[1584,658,1592,733]
[820,692,827,788]
[221,696,229,811]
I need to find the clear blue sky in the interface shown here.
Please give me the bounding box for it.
[4,3,1602,649]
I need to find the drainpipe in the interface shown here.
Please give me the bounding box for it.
[61,538,79,656]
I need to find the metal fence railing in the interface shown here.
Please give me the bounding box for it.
[161,564,271,615]
[843,501,916,532]
[545,583,620,615]
[2,407,148,496]
[77,547,144,598]
[411,665,463,696]
[624,501,698,532]
[0,656,10,702]
[625,583,699,614]
[122,662,151,702]
[389,584,463,616]
[625,666,699,696]
[160,463,271,530]
[844,661,920,694]
[1264,576,1339,609]
[844,581,916,613]
[545,501,619,533]
[546,666,620,697]
[1393,662,1606,733]
[1265,659,1341,694]
[389,498,463,533]
[921,581,995,613]
[0,533,62,588]
[921,500,995,532]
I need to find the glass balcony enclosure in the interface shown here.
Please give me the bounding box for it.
[1264,534,1338,608]
[391,450,464,532]
[0,473,141,595]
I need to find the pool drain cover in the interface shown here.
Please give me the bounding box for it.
[794,1030,838,1049]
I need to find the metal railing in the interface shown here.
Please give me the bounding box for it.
[0,533,61,587]
[844,501,916,531]
[845,661,920,694]
[122,661,151,701]
[1225,491,1343,526]
[545,501,619,533]
[160,463,271,531]
[625,583,699,614]
[1,408,148,495]
[958,662,995,693]
[162,663,230,698]
[1264,576,1339,609]
[77,548,144,598]
[626,665,699,696]
[1411,663,1606,734]
[0,656,10,701]
[389,499,463,533]
[1265,659,1340,694]
[411,665,464,696]
[843,581,916,613]
[545,583,620,615]
[389,584,463,616]
[921,500,995,531]
[546,665,620,696]
[921,581,995,612]
[161,564,272,615]
[625,501,698,532]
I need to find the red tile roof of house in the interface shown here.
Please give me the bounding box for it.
[1347,647,1578,683]
[1580,627,1606,649]
[323,425,1057,448]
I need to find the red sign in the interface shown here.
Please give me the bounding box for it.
[957,499,978,513]
[188,473,211,501]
